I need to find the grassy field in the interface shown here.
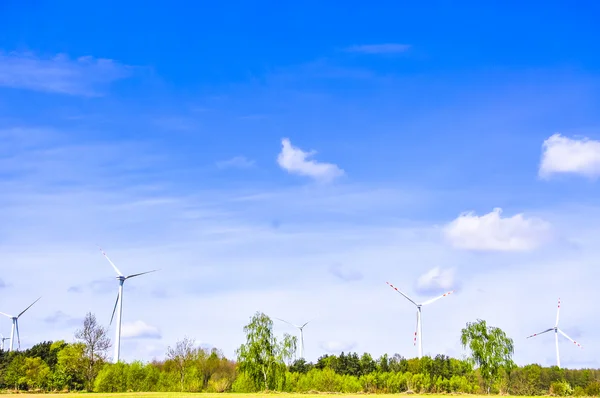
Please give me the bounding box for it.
[0,395,468,398]
[0,394,536,398]
[0,394,425,397]
[0,394,531,398]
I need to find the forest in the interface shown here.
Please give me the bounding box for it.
[0,312,598,395]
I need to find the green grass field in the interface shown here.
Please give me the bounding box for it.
[0,395,446,398]
[0,394,535,398]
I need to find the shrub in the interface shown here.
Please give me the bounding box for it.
[551,380,574,396]
[230,371,258,393]
[586,382,600,397]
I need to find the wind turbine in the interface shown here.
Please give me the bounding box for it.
[1,334,10,351]
[526,298,582,368]
[99,247,157,363]
[386,282,454,358]
[0,297,42,352]
[274,317,310,359]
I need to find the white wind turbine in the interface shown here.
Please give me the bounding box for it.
[274,317,310,359]
[1,334,11,351]
[526,298,582,368]
[386,282,454,358]
[0,297,42,352]
[99,247,157,363]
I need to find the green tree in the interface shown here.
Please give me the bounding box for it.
[54,342,87,391]
[4,353,26,390]
[460,319,515,394]
[359,353,376,376]
[22,357,50,390]
[290,358,313,374]
[235,311,297,391]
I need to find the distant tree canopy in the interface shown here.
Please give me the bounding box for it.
[0,314,599,395]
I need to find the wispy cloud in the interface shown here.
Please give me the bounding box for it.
[443,208,552,252]
[277,138,344,183]
[216,156,255,169]
[329,263,363,282]
[153,116,199,131]
[69,278,131,295]
[345,43,411,54]
[43,311,82,327]
[0,279,8,289]
[320,340,357,354]
[122,320,161,339]
[415,267,457,296]
[0,51,130,96]
[539,133,600,178]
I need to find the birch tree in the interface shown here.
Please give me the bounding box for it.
[461,319,514,394]
[236,311,297,391]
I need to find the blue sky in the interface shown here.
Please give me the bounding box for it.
[1,1,600,367]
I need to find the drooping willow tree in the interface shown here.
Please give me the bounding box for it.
[461,319,515,394]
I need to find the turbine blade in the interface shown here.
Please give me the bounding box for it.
[422,290,455,306]
[0,312,13,319]
[301,321,311,328]
[526,328,554,339]
[110,291,120,325]
[413,311,418,346]
[558,329,583,349]
[555,298,561,327]
[386,282,418,306]
[98,246,124,276]
[273,317,296,327]
[18,297,41,318]
[125,270,158,279]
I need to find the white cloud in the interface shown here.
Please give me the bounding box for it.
[444,208,552,251]
[320,340,357,353]
[277,138,344,182]
[216,156,255,169]
[345,44,411,54]
[415,267,456,295]
[121,321,162,339]
[0,51,130,96]
[540,133,600,178]
[329,263,363,282]
[43,311,81,327]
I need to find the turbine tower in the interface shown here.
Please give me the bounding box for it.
[526,298,582,368]
[386,282,454,358]
[99,247,157,363]
[275,317,310,359]
[0,297,42,352]
[1,334,10,351]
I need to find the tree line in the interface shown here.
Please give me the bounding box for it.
[0,311,598,395]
